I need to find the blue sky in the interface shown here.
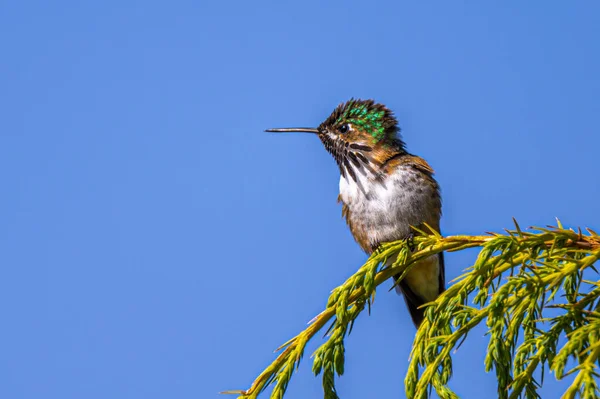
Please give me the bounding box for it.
[1,1,599,398]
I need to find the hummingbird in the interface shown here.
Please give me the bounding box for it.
[266,99,444,327]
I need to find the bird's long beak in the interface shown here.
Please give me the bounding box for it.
[265,128,319,134]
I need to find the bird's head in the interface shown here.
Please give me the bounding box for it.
[266,99,406,174]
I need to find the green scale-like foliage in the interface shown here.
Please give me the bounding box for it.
[225,221,600,399]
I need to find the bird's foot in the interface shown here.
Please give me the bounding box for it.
[405,232,416,252]
[372,243,385,255]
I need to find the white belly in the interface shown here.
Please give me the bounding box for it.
[338,165,439,247]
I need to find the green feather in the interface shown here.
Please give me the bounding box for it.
[334,99,395,143]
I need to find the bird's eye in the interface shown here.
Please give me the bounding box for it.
[339,124,350,134]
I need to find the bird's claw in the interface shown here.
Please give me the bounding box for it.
[405,233,416,251]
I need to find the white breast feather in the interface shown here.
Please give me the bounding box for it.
[339,165,440,301]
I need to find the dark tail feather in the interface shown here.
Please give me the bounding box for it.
[394,252,446,328]
[396,278,425,327]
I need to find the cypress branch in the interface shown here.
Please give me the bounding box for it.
[223,223,600,399]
